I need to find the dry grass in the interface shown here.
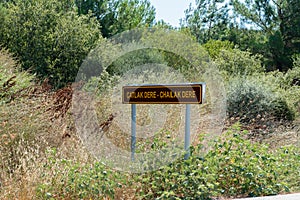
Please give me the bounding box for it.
[0,89,93,199]
[1,82,298,199]
[0,49,92,199]
[0,49,299,199]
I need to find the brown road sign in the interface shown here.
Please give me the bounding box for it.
[122,83,205,104]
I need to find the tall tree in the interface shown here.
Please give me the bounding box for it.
[231,0,277,33]
[231,0,300,70]
[182,0,231,44]
[75,0,156,37]
[0,0,101,87]
[276,0,300,55]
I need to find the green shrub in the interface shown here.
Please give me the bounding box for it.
[137,124,299,199]
[0,0,101,88]
[210,125,297,197]
[36,148,125,199]
[83,70,120,95]
[285,55,300,87]
[107,48,166,76]
[285,61,300,114]
[214,49,264,79]
[247,70,300,118]
[203,39,234,59]
[140,28,210,78]
[227,77,295,123]
[137,153,218,199]
[0,49,34,103]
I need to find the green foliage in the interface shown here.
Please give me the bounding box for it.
[281,57,300,114]
[0,0,101,88]
[182,0,300,71]
[277,0,300,56]
[76,0,156,37]
[210,125,297,197]
[268,30,292,71]
[0,49,34,103]
[231,0,300,70]
[137,125,299,199]
[231,0,277,33]
[154,20,174,30]
[227,77,295,123]
[37,149,124,199]
[83,70,120,95]
[224,28,272,70]
[250,61,300,117]
[1,86,299,199]
[213,48,264,78]
[227,28,268,54]
[286,55,300,86]
[203,39,234,59]
[84,28,209,85]
[182,0,230,44]
[292,54,300,68]
[140,28,209,79]
[107,48,166,76]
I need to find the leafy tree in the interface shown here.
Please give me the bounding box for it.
[231,0,277,33]
[203,39,234,59]
[225,27,269,57]
[0,0,101,88]
[140,28,209,78]
[231,0,300,71]
[154,20,174,30]
[182,0,231,44]
[276,0,300,66]
[75,0,156,37]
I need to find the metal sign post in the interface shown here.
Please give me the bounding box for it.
[184,104,191,160]
[123,83,205,161]
[131,104,136,161]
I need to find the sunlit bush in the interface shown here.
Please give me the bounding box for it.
[227,77,295,123]
[214,48,264,79]
[203,39,234,59]
[137,124,299,199]
[0,0,101,88]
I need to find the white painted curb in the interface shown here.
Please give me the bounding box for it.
[233,193,300,200]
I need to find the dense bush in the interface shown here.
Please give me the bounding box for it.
[214,48,264,79]
[203,39,234,59]
[107,48,166,75]
[0,49,34,103]
[284,58,300,114]
[141,28,210,77]
[0,0,101,88]
[137,124,299,199]
[32,125,300,199]
[227,77,295,123]
[286,55,300,87]
[244,65,300,119]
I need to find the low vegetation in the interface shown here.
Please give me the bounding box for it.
[0,48,299,199]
